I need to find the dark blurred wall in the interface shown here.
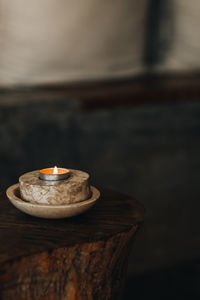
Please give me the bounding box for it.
[0,97,199,277]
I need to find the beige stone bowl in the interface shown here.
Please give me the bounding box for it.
[6,184,100,219]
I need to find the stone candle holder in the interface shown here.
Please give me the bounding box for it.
[6,169,100,219]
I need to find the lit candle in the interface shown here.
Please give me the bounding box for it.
[39,166,70,181]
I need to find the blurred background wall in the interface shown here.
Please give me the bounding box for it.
[1,0,200,86]
[0,1,200,299]
[0,0,148,85]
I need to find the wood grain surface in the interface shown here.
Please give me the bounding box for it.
[0,188,144,300]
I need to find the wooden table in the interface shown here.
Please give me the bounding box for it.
[0,187,145,300]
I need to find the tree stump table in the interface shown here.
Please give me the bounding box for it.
[0,187,145,300]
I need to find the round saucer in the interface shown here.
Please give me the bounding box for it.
[6,184,100,219]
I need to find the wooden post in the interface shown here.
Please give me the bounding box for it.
[0,188,145,300]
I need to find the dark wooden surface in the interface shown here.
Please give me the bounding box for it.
[0,187,144,266]
[0,188,144,300]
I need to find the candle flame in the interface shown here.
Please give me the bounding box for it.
[53,166,58,174]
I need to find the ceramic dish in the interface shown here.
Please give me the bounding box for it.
[6,184,100,219]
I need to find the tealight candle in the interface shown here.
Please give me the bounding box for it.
[39,166,70,181]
